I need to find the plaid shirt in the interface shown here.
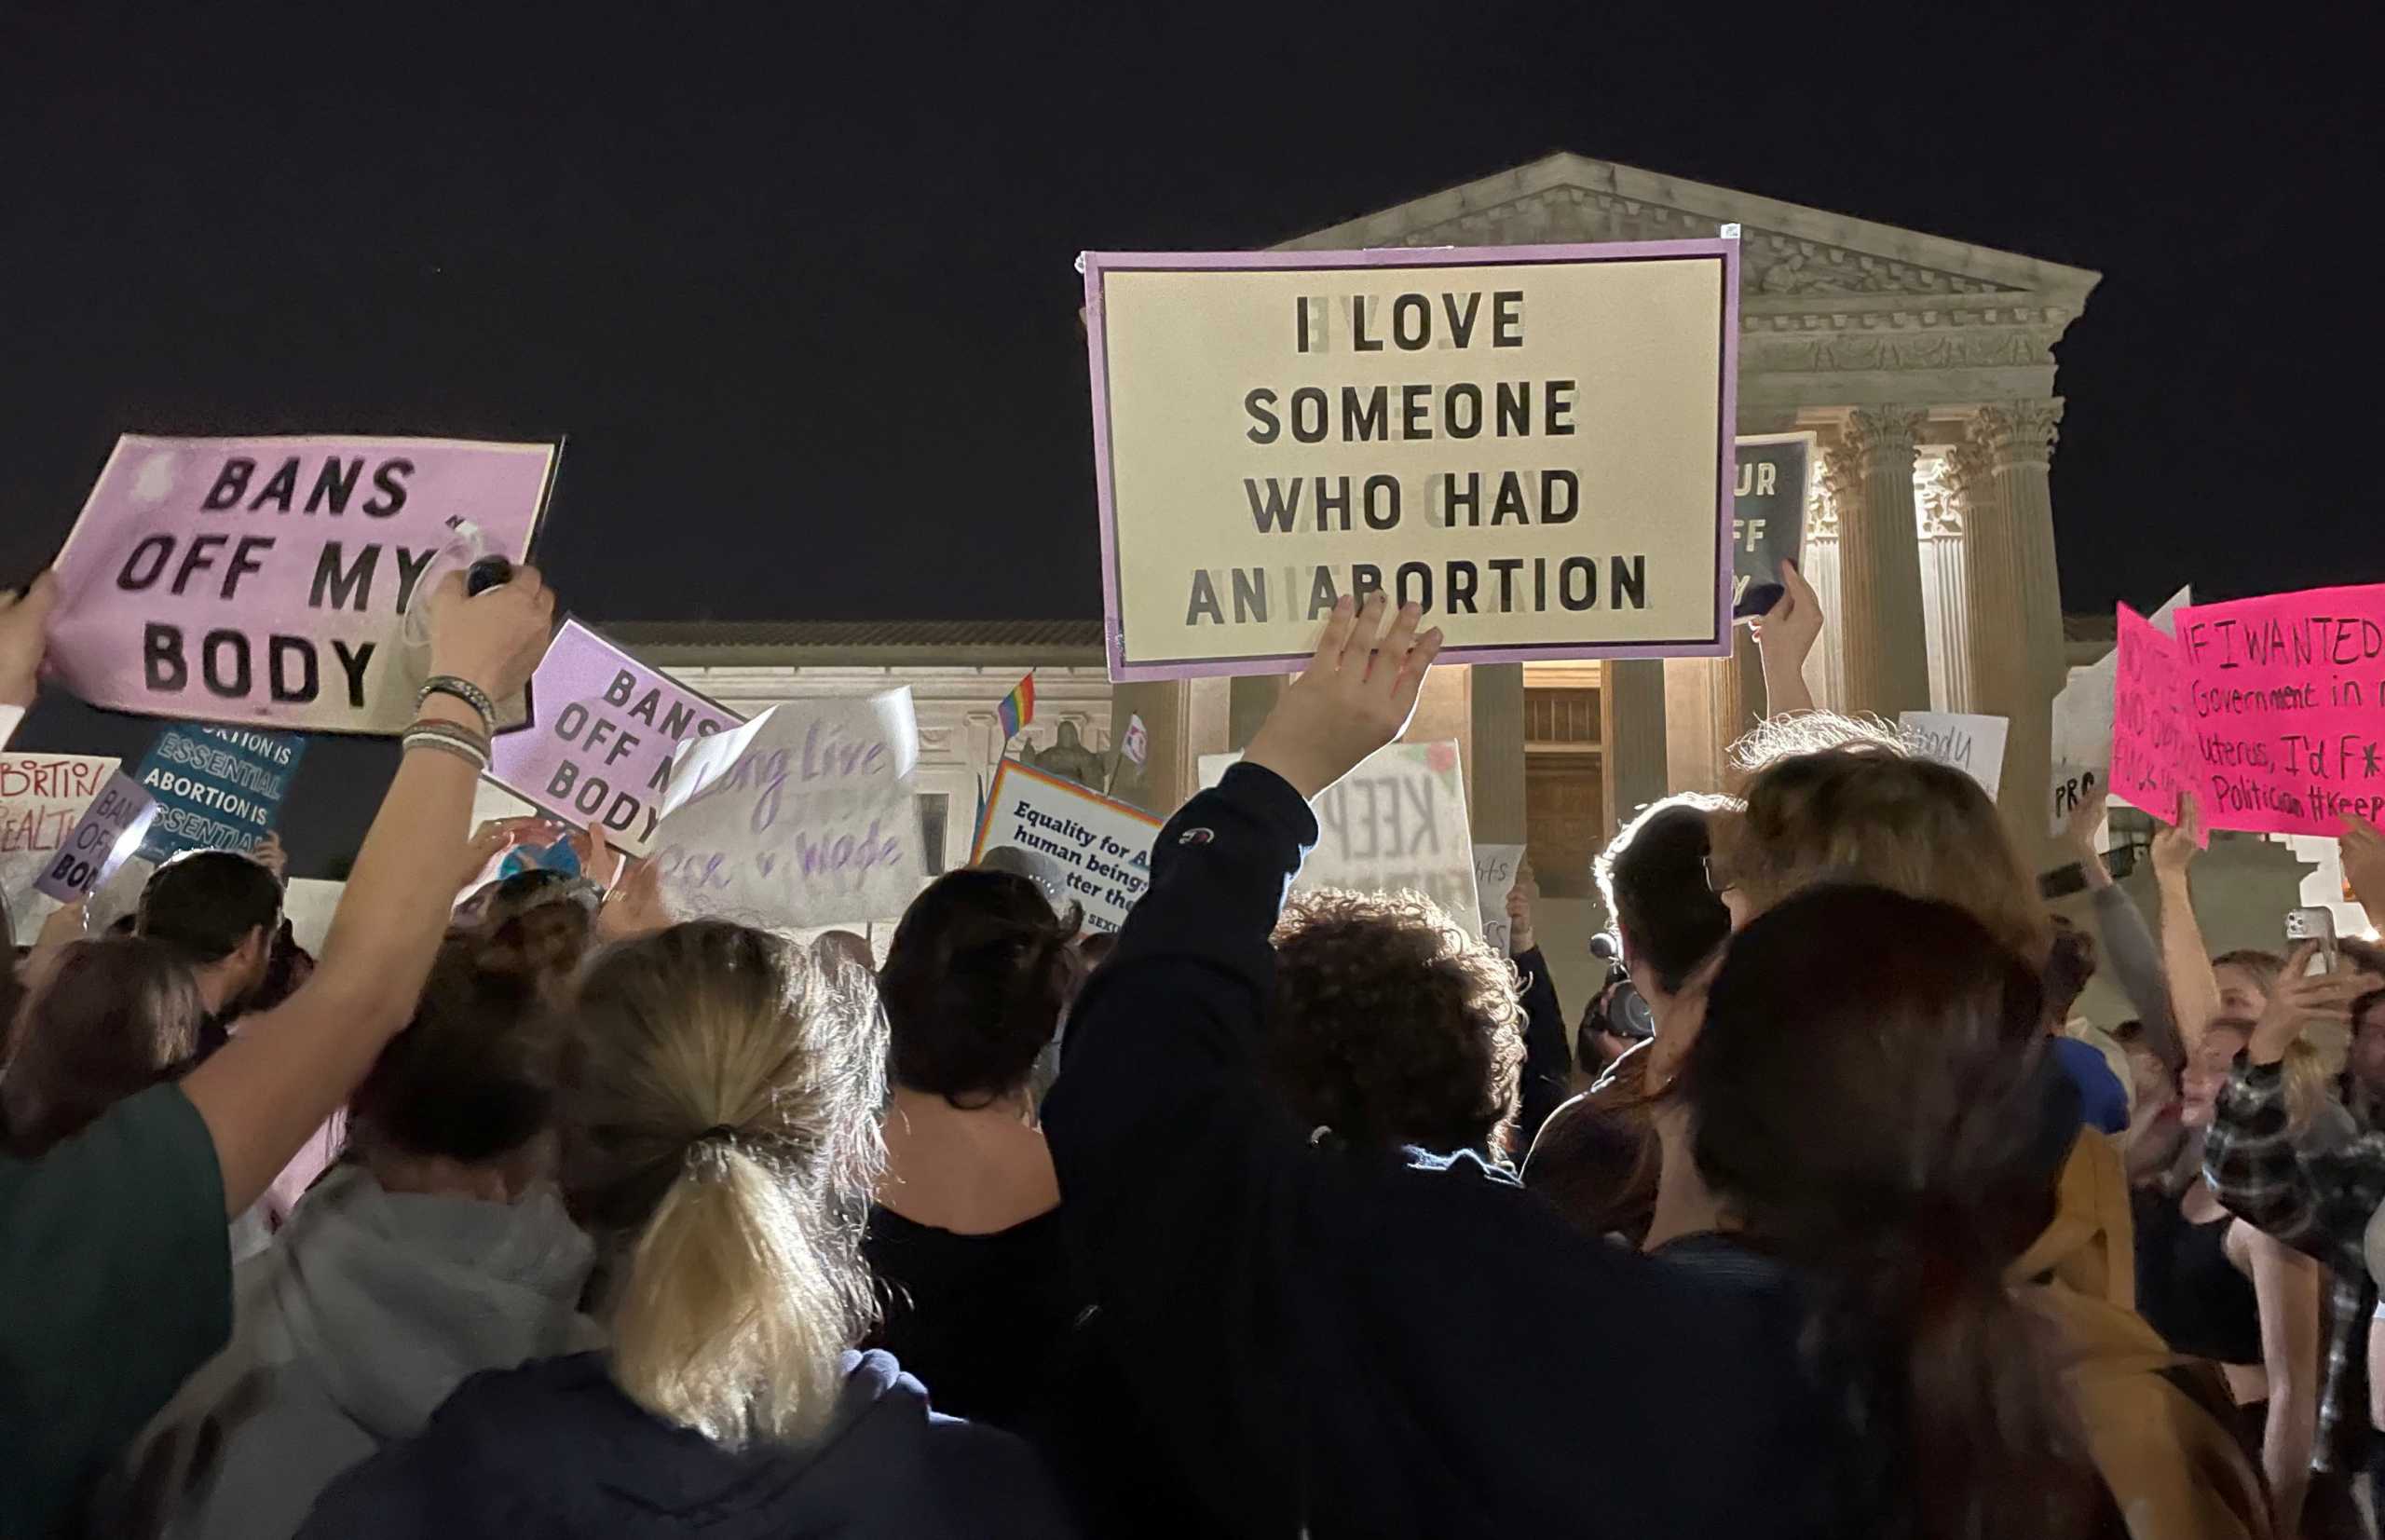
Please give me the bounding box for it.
[2203,1057,2379,1472]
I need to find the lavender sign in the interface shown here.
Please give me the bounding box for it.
[648,689,923,930]
[46,434,558,733]
[34,770,158,902]
[487,620,743,854]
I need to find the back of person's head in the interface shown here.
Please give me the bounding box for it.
[1680,884,2105,1540]
[136,850,284,963]
[3,937,204,1155]
[563,920,885,1447]
[1522,1072,1658,1246]
[974,844,1072,910]
[810,929,876,978]
[477,868,600,930]
[879,869,1079,1107]
[348,911,588,1172]
[2044,915,2098,1021]
[1717,745,2051,966]
[1730,709,1908,773]
[1594,793,1735,995]
[1267,888,1522,1157]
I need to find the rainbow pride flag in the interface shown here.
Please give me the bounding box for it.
[996,674,1035,741]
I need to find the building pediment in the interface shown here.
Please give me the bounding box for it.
[1275,153,2098,413]
[1276,152,2097,307]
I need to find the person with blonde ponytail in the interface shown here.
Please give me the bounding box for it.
[301,920,1076,1537]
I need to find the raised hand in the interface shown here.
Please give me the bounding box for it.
[1506,856,1538,954]
[249,831,290,879]
[2341,814,2385,925]
[457,816,552,895]
[2064,787,2112,890]
[2151,790,2203,879]
[1750,558,1822,672]
[1245,594,1442,800]
[425,563,555,702]
[0,570,59,710]
[2247,943,2384,1064]
[597,852,674,942]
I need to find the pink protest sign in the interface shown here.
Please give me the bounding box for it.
[46,435,560,734]
[2109,604,2201,831]
[486,620,743,856]
[2175,583,2385,837]
[34,770,157,901]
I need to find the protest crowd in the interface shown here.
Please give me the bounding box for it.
[5,538,2385,1540]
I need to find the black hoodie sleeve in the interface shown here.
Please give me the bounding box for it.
[1507,946,1571,1153]
[1040,762,1317,1533]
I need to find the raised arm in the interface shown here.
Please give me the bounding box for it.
[180,567,555,1214]
[2151,793,2223,1054]
[1751,558,1820,717]
[1042,594,1438,1533]
[1504,858,1572,1153]
[2065,789,2182,1071]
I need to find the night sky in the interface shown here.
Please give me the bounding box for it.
[2,6,2373,869]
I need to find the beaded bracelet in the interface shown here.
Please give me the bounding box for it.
[401,717,491,772]
[416,675,497,730]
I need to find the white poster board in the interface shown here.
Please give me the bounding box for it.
[1898,712,2010,800]
[1199,740,1481,934]
[1474,842,1527,953]
[648,690,925,931]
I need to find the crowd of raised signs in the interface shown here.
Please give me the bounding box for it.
[8,524,2385,1540]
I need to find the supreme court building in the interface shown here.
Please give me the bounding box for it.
[590,154,2098,914]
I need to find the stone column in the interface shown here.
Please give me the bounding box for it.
[1963,399,2068,862]
[1602,659,1670,826]
[1829,406,1933,718]
[1915,449,1974,713]
[1468,663,1528,842]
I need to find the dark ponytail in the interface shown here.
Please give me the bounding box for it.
[879,869,1080,1106]
[1682,886,2110,1540]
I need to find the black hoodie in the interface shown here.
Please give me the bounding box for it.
[1041,763,1840,1539]
[298,1349,1076,1537]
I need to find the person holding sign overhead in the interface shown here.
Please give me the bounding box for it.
[0,559,556,1534]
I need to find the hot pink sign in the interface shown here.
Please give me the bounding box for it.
[485,620,743,855]
[2175,583,2385,837]
[46,435,559,734]
[2109,603,2201,833]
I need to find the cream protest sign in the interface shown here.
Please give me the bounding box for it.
[972,758,1161,933]
[1199,741,1481,934]
[1083,240,1739,679]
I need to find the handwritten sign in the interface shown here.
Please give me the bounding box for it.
[2176,584,2385,837]
[2050,585,2191,835]
[1731,435,1812,620]
[46,434,557,733]
[487,620,743,855]
[2111,604,2203,830]
[34,770,158,901]
[1474,842,1526,953]
[1200,740,1482,933]
[1898,712,2010,800]
[971,758,1161,933]
[131,722,306,861]
[1083,241,1738,679]
[649,690,924,930]
[2,754,120,937]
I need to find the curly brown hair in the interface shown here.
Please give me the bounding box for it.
[1266,889,1524,1157]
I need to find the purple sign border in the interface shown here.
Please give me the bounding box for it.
[1080,238,1743,682]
